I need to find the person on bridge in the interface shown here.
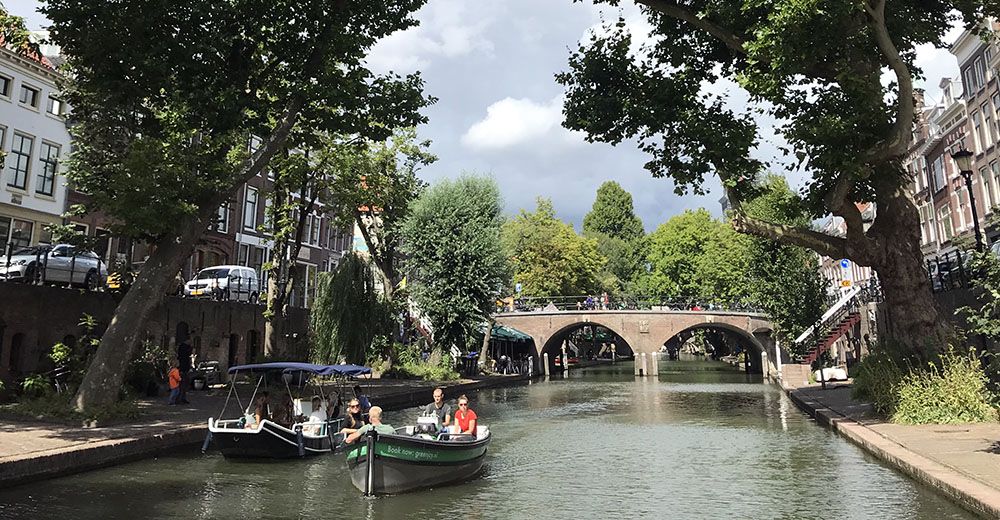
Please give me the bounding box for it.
[423,387,452,429]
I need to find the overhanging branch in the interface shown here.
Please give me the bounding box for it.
[635,0,746,54]
[732,213,849,261]
[863,0,914,161]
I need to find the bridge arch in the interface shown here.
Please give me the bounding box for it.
[539,320,635,366]
[662,322,775,374]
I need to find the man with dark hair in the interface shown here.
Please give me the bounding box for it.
[177,339,193,404]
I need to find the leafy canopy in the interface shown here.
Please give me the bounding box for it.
[583,181,645,241]
[502,198,606,297]
[401,175,510,351]
[44,0,433,239]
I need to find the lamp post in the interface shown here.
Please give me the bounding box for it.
[951,149,985,252]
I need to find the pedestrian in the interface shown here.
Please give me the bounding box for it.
[166,360,181,405]
[177,339,193,404]
[601,292,609,310]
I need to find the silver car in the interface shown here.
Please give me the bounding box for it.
[0,244,109,290]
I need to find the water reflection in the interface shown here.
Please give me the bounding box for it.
[0,360,977,520]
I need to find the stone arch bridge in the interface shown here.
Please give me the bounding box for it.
[495,309,775,373]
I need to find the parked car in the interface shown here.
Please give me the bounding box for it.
[192,360,222,388]
[183,265,259,302]
[107,264,184,296]
[0,244,108,290]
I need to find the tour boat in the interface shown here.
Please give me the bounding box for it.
[346,415,491,495]
[203,362,371,459]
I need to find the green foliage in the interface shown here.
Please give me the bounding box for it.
[0,5,39,58]
[4,393,141,424]
[502,198,605,296]
[387,343,460,381]
[310,254,394,365]
[402,175,510,351]
[583,181,645,241]
[20,374,53,397]
[44,0,433,241]
[855,342,998,424]
[892,349,998,425]
[959,251,1000,339]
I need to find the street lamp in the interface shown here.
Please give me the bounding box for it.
[951,148,985,252]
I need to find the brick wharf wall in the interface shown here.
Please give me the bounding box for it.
[0,284,309,382]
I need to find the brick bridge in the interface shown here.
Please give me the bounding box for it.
[495,309,775,374]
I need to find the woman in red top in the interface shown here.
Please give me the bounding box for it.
[453,395,477,434]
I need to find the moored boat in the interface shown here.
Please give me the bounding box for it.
[346,420,491,495]
[204,362,371,459]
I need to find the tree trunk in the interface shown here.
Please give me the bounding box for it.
[73,210,212,411]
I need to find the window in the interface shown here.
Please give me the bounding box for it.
[938,205,954,241]
[966,67,978,95]
[0,75,10,97]
[973,111,985,153]
[956,189,969,230]
[46,96,64,116]
[214,203,229,233]
[1,217,34,249]
[7,133,33,189]
[238,243,250,266]
[18,85,39,107]
[993,161,1000,212]
[932,155,946,192]
[976,57,987,90]
[36,142,59,196]
[310,214,320,245]
[918,203,933,245]
[982,165,995,210]
[988,48,996,80]
[985,103,996,147]
[243,186,258,230]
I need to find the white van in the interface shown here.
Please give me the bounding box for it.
[184,265,260,303]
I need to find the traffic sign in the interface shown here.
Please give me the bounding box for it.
[840,279,852,287]
[840,259,850,269]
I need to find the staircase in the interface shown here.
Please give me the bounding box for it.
[794,279,882,366]
[800,311,860,365]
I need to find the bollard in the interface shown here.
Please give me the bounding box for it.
[561,345,569,376]
[543,353,550,377]
[528,356,533,377]
[761,350,769,380]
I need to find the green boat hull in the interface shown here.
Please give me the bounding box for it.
[345,432,490,494]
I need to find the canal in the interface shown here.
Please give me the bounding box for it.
[0,360,977,519]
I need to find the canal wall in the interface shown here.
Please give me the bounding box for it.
[781,381,1000,519]
[0,373,530,488]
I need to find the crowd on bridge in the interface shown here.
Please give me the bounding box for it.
[501,294,764,314]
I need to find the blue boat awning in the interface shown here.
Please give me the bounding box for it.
[227,362,371,377]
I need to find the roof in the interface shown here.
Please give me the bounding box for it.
[484,324,533,342]
[227,362,371,377]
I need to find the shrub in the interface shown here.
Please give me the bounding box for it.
[852,341,911,416]
[891,348,998,425]
[3,393,141,425]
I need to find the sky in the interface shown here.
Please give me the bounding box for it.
[7,0,965,232]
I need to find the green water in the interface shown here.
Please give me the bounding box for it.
[0,360,978,519]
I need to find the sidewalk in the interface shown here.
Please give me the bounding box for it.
[782,377,1000,518]
[0,374,528,487]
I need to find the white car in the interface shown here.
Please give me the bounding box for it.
[184,265,260,303]
[0,244,108,290]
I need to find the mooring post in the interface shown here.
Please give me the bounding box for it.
[561,344,569,376]
[761,350,769,381]
[543,353,550,377]
[528,356,533,377]
[774,339,782,380]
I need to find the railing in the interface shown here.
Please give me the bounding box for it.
[795,277,883,359]
[499,295,765,314]
[926,249,971,293]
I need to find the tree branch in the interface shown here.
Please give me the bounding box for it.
[732,213,849,261]
[634,0,746,54]
[863,0,914,161]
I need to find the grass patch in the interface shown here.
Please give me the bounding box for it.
[1,393,142,426]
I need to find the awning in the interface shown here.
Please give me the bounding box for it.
[484,324,533,342]
[227,362,371,377]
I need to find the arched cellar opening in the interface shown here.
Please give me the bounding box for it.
[540,322,634,373]
[661,324,767,374]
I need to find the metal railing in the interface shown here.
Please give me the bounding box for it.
[499,295,765,314]
[795,277,883,360]
[927,249,971,293]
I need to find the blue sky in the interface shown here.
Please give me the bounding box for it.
[7,0,963,232]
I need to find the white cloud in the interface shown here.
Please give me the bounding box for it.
[366,0,496,73]
[461,95,585,151]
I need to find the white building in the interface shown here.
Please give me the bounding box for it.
[0,44,69,251]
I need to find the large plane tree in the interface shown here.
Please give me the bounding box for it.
[559,0,984,353]
[43,0,433,411]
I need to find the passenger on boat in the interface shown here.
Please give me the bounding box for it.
[338,399,368,435]
[344,406,395,444]
[452,395,478,435]
[251,392,271,428]
[423,387,452,429]
[353,385,372,413]
[303,396,326,435]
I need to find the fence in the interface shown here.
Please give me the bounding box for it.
[501,295,764,314]
[927,249,971,293]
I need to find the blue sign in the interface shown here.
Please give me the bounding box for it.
[840,259,850,269]
[515,283,522,294]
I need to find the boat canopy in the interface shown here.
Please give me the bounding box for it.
[227,362,371,377]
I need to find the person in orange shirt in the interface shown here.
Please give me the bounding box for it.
[167,361,182,405]
[452,395,478,435]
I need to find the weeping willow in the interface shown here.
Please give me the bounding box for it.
[310,253,393,365]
